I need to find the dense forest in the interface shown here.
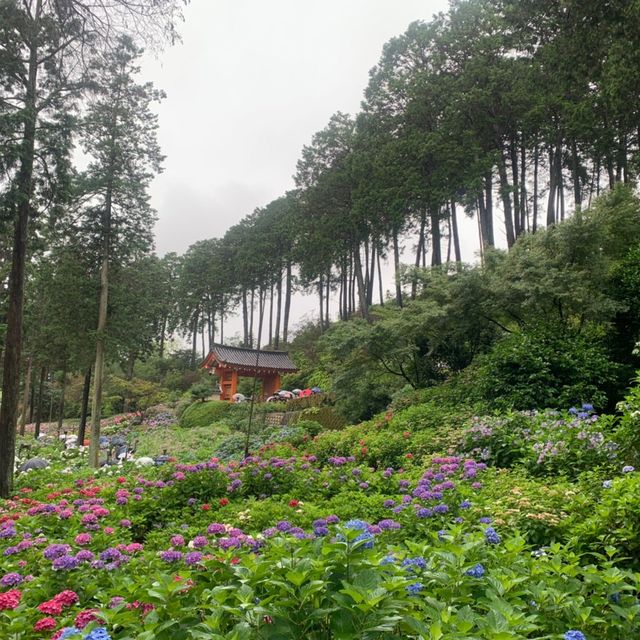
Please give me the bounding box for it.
[1,3,640,639]
[1,0,640,494]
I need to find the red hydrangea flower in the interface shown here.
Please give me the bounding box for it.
[288,500,299,508]
[0,589,21,610]
[37,600,63,615]
[75,609,100,629]
[218,498,229,506]
[54,590,79,607]
[34,617,57,632]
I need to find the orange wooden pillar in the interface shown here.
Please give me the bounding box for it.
[262,373,280,399]
[218,367,239,401]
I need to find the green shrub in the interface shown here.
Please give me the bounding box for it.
[294,405,347,430]
[474,324,620,411]
[572,469,640,567]
[459,408,620,478]
[101,394,123,416]
[613,372,640,467]
[188,381,213,402]
[180,400,239,428]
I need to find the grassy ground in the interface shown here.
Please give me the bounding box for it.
[132,423,231,460]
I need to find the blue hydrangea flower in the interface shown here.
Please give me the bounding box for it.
[485,527,501,544]
[353,531,374,549]
[85,629,112,640]
[622,465,635,473]
[344,519,368,531]
[379,555,396,566]
[406,582,423,595]
[602,480,613,488]
[58,629,82,640]
[564,631,586,640]
[402,557,426,572]
[465,563,485,578]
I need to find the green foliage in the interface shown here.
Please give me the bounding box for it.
[109,376,167,412]
[134,424,230,461]
[460,408,620,479]
[473,323,620,410]
[612,372,640,467]
[179,400,240,429]
[292,406,347,431]
[189,381,213,403]
[572,471,640,564]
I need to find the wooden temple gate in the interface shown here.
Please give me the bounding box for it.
[201,344,298,401]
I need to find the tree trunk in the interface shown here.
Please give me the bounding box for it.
[476,206,485,264]
[510,138,521,238]
[29,366,36,424]
[57,367,67,437]
[363,240,370,303]
[220,301,224,344]
[520,141,527,233]
[484,171,494,246]
[353,244,370,321]
[19,356,33,437]
[377,252,384,306]
[88,239,110,468]
[547,140,561,227]
[283,261,292,344]
[571,138,581,212]
[274,273,282,348]
[497,154,516,248]
[34,366,46,441]
[249,288,255,348]
[430,209,442,265]
[268,283,274,346]
[190,312,199,367]
[325,269,330,326]
[450,200,461,265]
[242,289,249,346]
[0,0,42,497]
[159,315,166,359]
[559,163,565,221]
[533,141,539,232]
[77,366,92,446]
[393,228,403,308]
[367,243,376,306]
[318,274,324,330]
[342,258,348,319]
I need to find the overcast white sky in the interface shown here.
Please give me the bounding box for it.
[141,0,483,340]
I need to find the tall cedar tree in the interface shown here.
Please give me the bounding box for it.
[80,37,163,468]
[0,0,187,497]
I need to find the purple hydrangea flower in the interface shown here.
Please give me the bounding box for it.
[160,550,183,562]
[192,536,208,548]
[0,572,22,587]
[53,555,80,570]
[44,543,72,560]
